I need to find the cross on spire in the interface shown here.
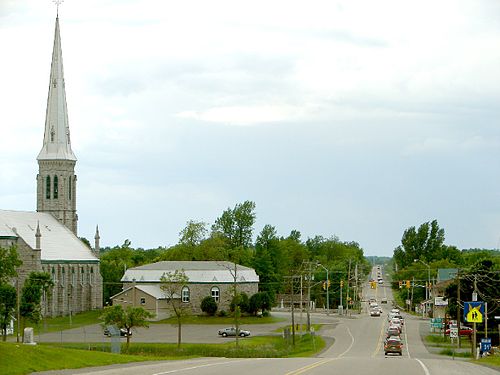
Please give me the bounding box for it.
[53,0,64,17]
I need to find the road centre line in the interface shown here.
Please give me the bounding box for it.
[415,358,431,375]
[371,315,386,357]
[152,358,258,375]
[284,358,337,375]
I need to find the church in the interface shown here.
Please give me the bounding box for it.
[0,15,103,316]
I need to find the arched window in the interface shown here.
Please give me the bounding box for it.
[53,176,58,199]
[46,176,51,199]
[71,267,75,285]
[51,267,56,283]
[68,176,72,200]
[211,286,220,302]
[181,286,190,303]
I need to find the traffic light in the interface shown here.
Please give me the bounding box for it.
[340,280,344,288]
[406,280,411,289]
[398,281,402,289]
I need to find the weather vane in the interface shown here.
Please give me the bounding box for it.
[53,0,64,16]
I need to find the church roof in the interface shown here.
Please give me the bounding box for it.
[0,210,98,262]
[122,261,259,284]
[37,16,76,161]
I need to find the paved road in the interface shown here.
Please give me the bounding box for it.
[34,267,499,375]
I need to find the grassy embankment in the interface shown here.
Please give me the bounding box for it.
[4,310,321,374]
[0,332,324,375]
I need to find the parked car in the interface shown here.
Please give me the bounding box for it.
[384,337,403,356]
[445,326,474,336]
[104,327,130,337]
[218,327,251,337]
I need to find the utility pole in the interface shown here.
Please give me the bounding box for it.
[284,276,296,347]
[472,275,478,359]
[16,278,20,343]
[346,259,351,315]
[456,269,461,348]
[306,262,312,332]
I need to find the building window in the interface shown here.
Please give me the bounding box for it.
[71,267,75,285]
[211,287,220,303]
[68,176,72,200]
[140,297,146,305]
[182,286,190,303]
[46,176,51,199]
[53,176,58,199]
[51,267,56,283]
[89,267,93,284]
[61,267,65,285]
[80,267,84,283]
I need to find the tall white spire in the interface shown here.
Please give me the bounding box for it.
[37,16,76,161]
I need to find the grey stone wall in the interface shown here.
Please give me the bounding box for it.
[37,159,77,235]
[42,262,103,317]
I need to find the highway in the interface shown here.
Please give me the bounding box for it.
[35,267,498,375]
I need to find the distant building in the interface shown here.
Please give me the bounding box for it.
[0,15,102,316]
[112,261,259,319]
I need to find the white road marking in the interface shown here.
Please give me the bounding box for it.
[404,321,411,358]
[415,358,431,375]
[338,325,355,358]
[152,359,257,375]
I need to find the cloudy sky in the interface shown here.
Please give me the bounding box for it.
[1,0,499,256]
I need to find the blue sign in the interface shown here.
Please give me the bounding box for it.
[463,302,485,323]
[480,338,492,353]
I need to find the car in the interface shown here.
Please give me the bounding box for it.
[386,327,401,338]
[370,309,381,317]
[384,338,403,356]
[103,327,131,337]
[445,326,474,336]
[381,298,388,304]
[218,327,251,337]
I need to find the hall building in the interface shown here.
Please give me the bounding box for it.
[0,15,102,316]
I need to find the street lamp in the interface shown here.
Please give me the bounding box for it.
[414,259,431,301]
[317,263,329,315]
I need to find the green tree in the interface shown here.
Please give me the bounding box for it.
[200,296,218,316]
[230,292,249,314]
[179,220,208,247]
[0,284,16,341]
[0,245,22,284]
[212,201,256,249]
[20,272,53,331]
[160,269,190,348]
[100,305,154,351]
[393,220,445,269]
[248,292,273,315]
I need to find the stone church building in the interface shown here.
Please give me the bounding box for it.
[0,15,103,316]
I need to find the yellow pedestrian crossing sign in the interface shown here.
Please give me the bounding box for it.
[464,302,484,323]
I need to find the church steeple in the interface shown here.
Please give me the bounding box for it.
[37,15,78,235]
[37,16,76,162]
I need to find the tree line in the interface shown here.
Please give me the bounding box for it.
[390,219,500,320]
[99,200,371,310]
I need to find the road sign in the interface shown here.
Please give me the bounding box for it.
[464,302,484,323]
[449,327,458,338]
[480,338,492,353]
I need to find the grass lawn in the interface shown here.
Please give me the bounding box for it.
[474,355,500,369]
[0,342,154,375]
[1,332,325,374]
[30,309,103,335]
[153,314,286,325]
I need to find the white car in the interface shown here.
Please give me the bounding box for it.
[218,327,251,337]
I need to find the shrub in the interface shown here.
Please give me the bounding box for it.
[200,296,218,316]
[230,292,250,313]
[217,310,228,317]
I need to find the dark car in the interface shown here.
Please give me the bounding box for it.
[104,327,131,337]
[384,338,403,356]
[218,327,251,337]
